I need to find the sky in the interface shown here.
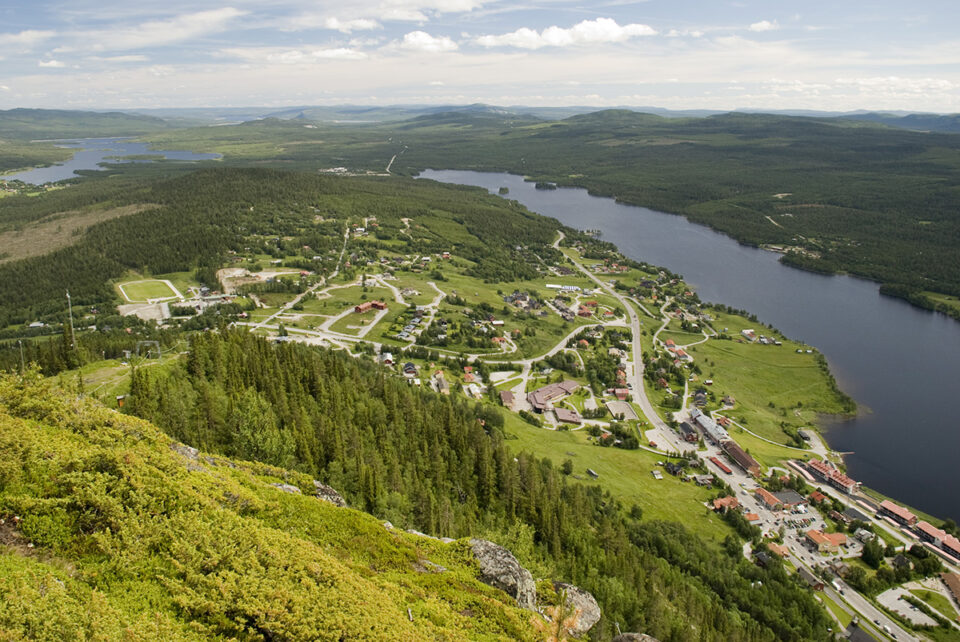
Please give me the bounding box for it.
[0,0,958,112]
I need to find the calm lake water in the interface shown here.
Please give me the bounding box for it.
[3,138,221,184]
[421,169,960,524]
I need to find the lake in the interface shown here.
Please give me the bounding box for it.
[421,169,960,524]
[3,138,221,184]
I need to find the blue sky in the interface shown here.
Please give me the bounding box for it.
[0,0,958,111]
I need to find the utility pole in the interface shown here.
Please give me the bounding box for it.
[18,339,25,374]
[66,290,76,350]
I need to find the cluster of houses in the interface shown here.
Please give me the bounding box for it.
[354,300,388,314]
[662,339,694,363]
[502,290,542,311]
[739,328,782,346]
[396,308,429,341]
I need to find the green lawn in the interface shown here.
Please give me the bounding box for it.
[116,279,179,302]
[910,589,959,620]
[726,425,811,471]
[329,308,381,335]
[692,336,847,444]
[502,413,728,541]
[820,593,853,629]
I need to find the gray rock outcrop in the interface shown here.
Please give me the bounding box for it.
[469,538,536,610]
[271,483,301,494]
[554,582,601,637]
[170,443,198,460]
[313,480,347,507]
[612,634,660,642]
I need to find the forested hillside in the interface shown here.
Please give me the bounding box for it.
[123,329,834,641]
[0,108,170,140]
[0,168,558,330]
[140,110,960,312]
[0,372,545,641]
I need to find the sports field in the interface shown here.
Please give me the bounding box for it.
[117,279,181,302]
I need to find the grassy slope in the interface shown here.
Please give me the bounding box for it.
[502,413,728,541]
[0,373,538,641]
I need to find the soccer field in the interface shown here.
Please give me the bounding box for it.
[117,279,180,302]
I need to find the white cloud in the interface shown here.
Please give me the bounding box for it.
[667,28,703,38]
[38,59,66,68]
[323,18,381,33]
[219,47,367,64]
[284,0,487,31]
[749,20,779,32]
[0,30,55,48]
[476,18,656,49]
[62,8,246,52]
[312,48,368,60]
[429,80,445,85]
[0,85,9,91]
[398,31,458,52]
[88,55,149,63]
[381,0,486,18]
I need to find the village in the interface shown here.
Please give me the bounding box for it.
[100,215,960,642]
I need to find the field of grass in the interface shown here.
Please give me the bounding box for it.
[910,589,960,620]
[924,292,960,316]
[116,278,179,302]
[725,424,810,470]
[502,413,728,541]
[329,308,380,335]
[692,337,845,443]
[819,593,853,629]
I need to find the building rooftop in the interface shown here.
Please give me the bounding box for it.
[721,440,760,474]
[880,500,917,523]
[554,408,582,424]
[773,489,806,506]
[526,380,580,411]
[755,487,781,508]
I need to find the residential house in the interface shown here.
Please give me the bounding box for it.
[797,566,823,591]
[433,371,449,395]
[768,543,789,558]
[679,421,699,443]
[499,390,515,409]
[713,496,740,513]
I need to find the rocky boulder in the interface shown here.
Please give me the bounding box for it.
[554,582,601,637]
[271,483,301,494]
[612,634,660,642]
[469,538,536,610]
[312,481,347,507]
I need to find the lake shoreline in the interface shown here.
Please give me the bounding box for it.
[420,168,960,523]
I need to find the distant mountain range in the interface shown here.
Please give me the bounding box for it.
[0,108,170,139]
[129,104,960,133]
[2,104,959,141]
